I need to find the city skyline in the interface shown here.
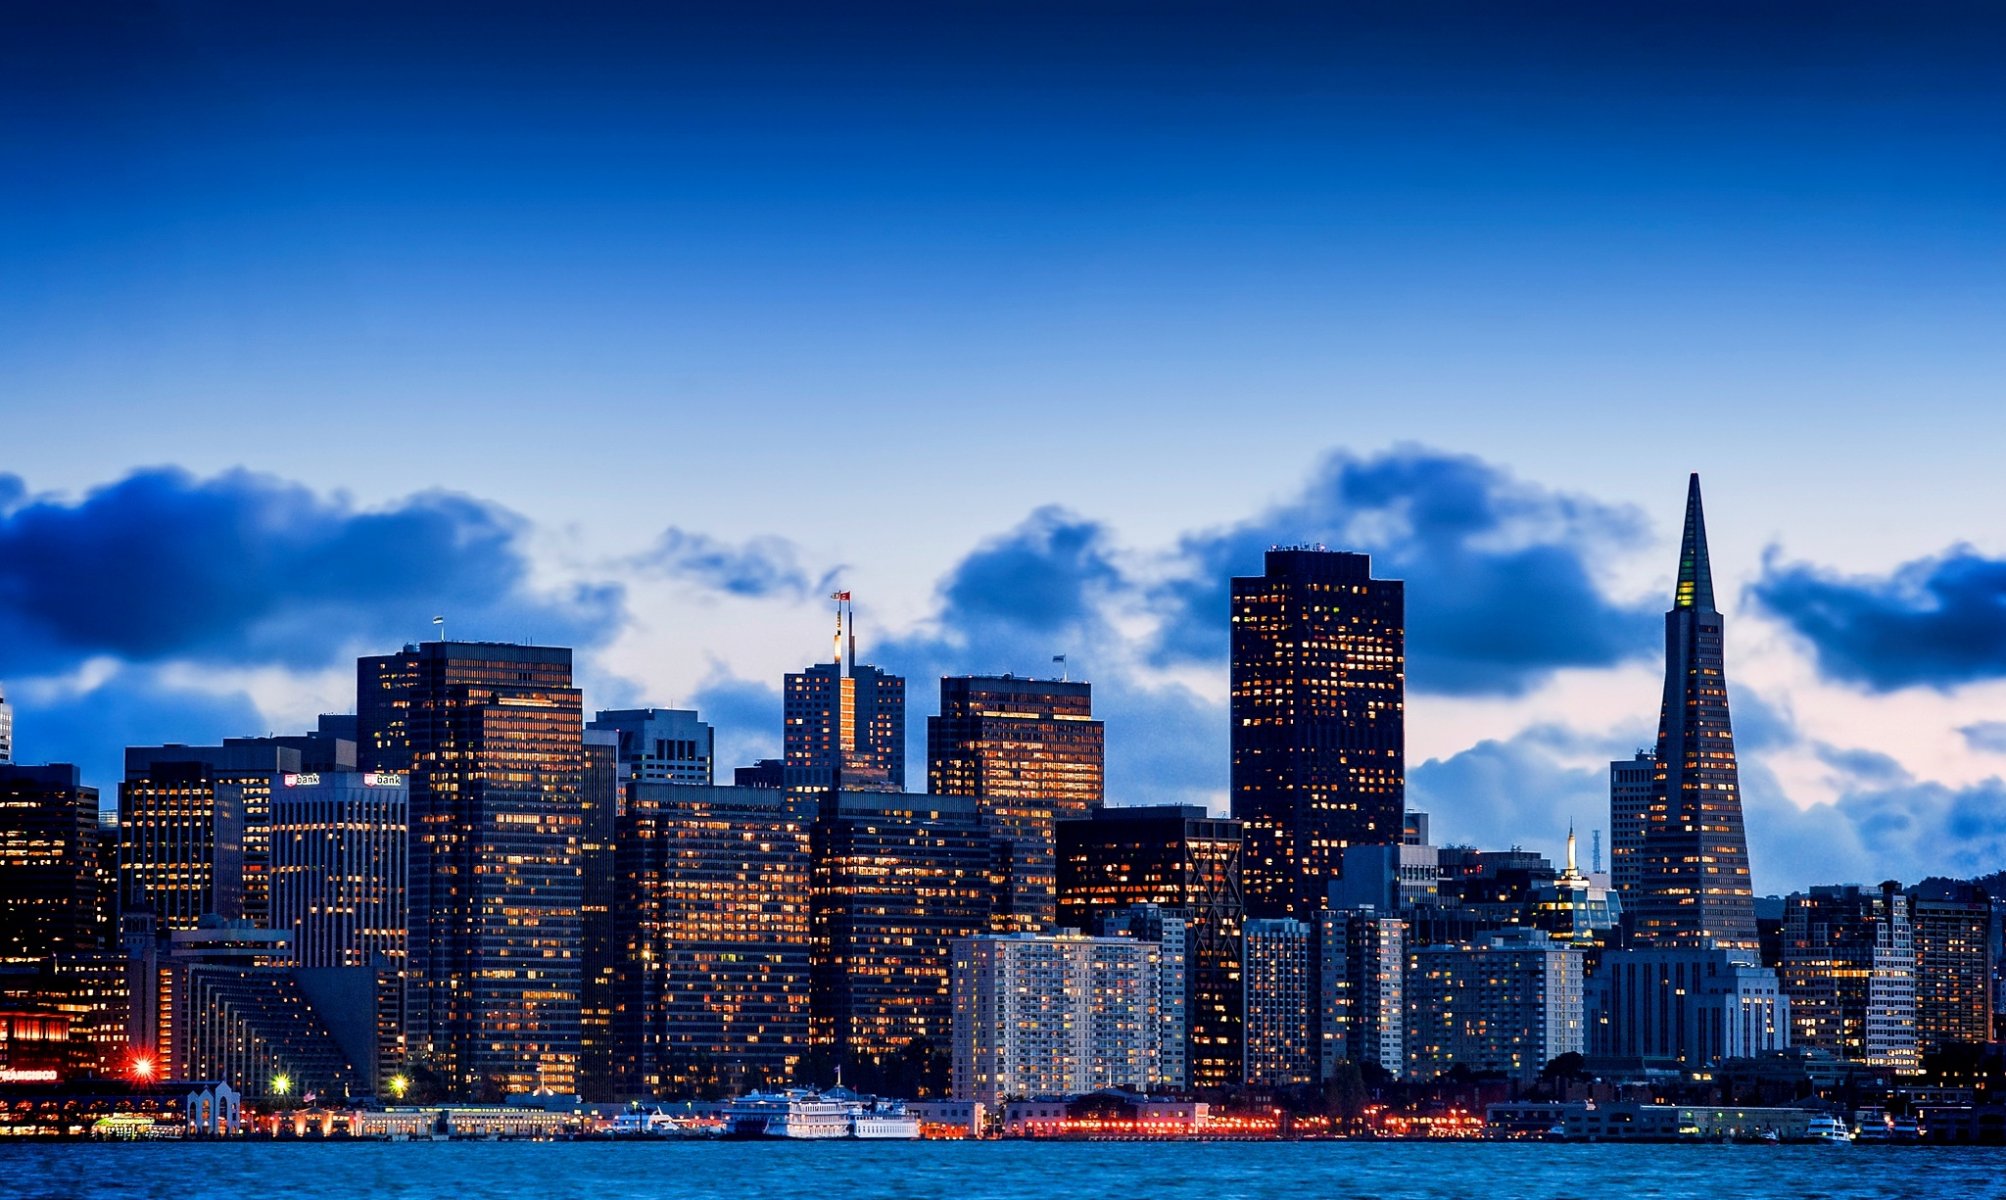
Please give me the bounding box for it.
[7,5,2006,896]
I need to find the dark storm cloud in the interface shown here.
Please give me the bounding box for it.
[8,666,267,798]
[1151,447,1657,696]
[637,528,838,601]
[1751,546,2006,691]
[0,467,623,675]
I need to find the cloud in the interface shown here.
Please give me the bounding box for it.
[0,467,623,676]
[1751,545,2006,691]
[1408,725,1619,860]
[8,665,267,799]
[689,670,785,778]
[636,528,837,600]
[1151,446,1657,696]
[1960,721,2006,755]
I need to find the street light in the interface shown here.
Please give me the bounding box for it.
[389,1074,410,1100]
[272,1072,293,1098]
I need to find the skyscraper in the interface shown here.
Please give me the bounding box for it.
[0,763,100,965]
[268,770,408,969]
[1905,880,1996,1055]
[119,741,300,930]
[578,728,622,1099]
[1780,883,1918,1072]
[928,674,1105,932]
[1241,917,1315,1086]
[358,641,585,1097]
[1057,805,1245,1088]
[785,595,905,805]
[1316,906,1405,1079]
[1631,476,1760,952]
[1607,749,1654,902]
[1406,928,1585,1085]
[0,683,13,763]
[587,708,715,788]
[1231,548,1405,919]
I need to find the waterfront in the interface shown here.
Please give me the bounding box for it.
[4,1141,2005,1200]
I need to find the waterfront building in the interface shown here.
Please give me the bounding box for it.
[1607,750,1654,902]
[1090,904,1190,1090]
[928,674,1105,932]
[614,784,814,1097]
[1905,879,1995,1055]
[119,741,299,930]
[0,763,101,965]
[1316,906,1405,1079]
[1588,948,1790,1067]
[1630,476,1760,951]
[784,595,905,804]
[587,708,715,787]
[949,932,1166,1106]
[810,792,992,1088]
[1781,883,1919,1072]
[1406,928,1585,1085]
[1057,805,1245,1088]
[1231,547,1405,920]
[357,640,585,1096]
[578,729,621,1100]
[1241,918,1314,1086]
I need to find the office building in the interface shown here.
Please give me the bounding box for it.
[587,708,715,788]
[734,759,784,790]
[1058,805,1245,1088]
[811,792,992,1088]
[1589,948,1790,1067]
[1316,907,1405,1079]
[0,683,12,763]
[358,640,585,1096]
[268,771,407,970]
[1780,884,1918,1072]
[1406,928,1585,1085]
[615,784,814,1098]
[785,594,905,804]
[1608,750,1654,901]
[950,932,1167,1106]
[1530,827,1623,947]
[119,741,300,930]
[578,728,621,1099]
[1090,904,1190,1090]
[0,763,101,965]
[1630,476,1760,951]
[1906,880,1996,1054]
[1231,547,1405,919]
[928,674,1105,932]
[1242,918,1315,1087]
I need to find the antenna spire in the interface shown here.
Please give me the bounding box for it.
[1674,473,1717,612]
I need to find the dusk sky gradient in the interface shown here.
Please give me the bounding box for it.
[6,2,2006,891]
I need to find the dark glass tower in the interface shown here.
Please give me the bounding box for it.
[784,595,905,805]
[1632,476,1760,952]
[358,641,585,1097]
[1231,548,1405,919]
[0,763,101,965]
[928,674,1105,932]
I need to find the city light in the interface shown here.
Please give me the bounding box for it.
[130,1054,155,1082]
[389,1074,410,1099]
[271,1072,292,1097]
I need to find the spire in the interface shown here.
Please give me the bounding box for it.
[1566,822,1577,874]
[1674,472,1716,612]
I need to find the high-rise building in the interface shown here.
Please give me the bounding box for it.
[785,595,905,805]
[119,741,300,930]
[578,728,622,1099]
[1231,548,1405,920]
[1529,827,1623,947]
[1242,918,1315,1087]
[1406,928,1585,1085]
[357,641,585,1096]
[1631,476,1760,952]
[268,771,408,970]
[810,792,992,1090]
[1316,906,1405,1079]
[614,783,814,1098]
[1780,883,1918,1072]
[1089,904,1190,1090]
[587,708,715,788]
[1057,805,1246,1088]
[1608,750,1654,901]
[1588,948,1790,1068]
[0,763,101,965]
[0,683,13,763]
[928,675,1105,932]
[1906,880,1996,1055]
[950,932,1167,1106]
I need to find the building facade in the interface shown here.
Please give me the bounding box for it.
[268,770,408,970]
[1231,548,1405,920]
[614,784,814,1098]
[1090,904,1190,1090]
[1607,750,1654,902]
[950,933,1165,1106]
[1630,476,1760,952]
[1057,805,1245,1088]
[1589,948,1790,1067]
[0,763,101,965]
[1905,880,1995,1055]
[357,641,585,1096]
[1781,883,1919,1072]
[1406,929,1585,1085]
[928,675,1105,932]
[587,708,715,787]
[1242,918,1315,1086]
[1316,906,1405,1079]
[119,742,299,930]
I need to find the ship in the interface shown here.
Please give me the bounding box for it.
[720,1088,921,1140]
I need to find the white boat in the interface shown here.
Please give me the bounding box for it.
[1790,1115,1853,1145]
[720,1088,920,1140]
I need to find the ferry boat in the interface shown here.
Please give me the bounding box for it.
[721,1088,921,1140]
[1787,1115,1853,1145]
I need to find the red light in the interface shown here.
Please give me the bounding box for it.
[131,1054,156,1081]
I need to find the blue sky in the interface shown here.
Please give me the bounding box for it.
[5,3,2006,890]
